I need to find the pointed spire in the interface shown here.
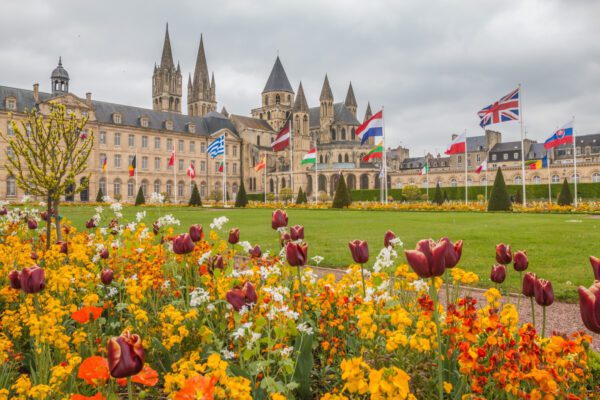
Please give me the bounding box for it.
[262,56,293,94]
[293,82,309,112]
[176,61,181,73]
[364,102,373,122]
[320,74,333,101]
[160,23,174,68]
[210,72,216,100]
[58,56,62,66]
[345,82,357,108]
[193,34,210,90]
[187,73,192,88]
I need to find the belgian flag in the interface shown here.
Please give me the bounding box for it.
[128,155,136,177]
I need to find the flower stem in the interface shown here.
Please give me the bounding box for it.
[297,265,305,316]
[517,271,522,311]
[360,263,366,298]
[542,305,547,338]
[530,297,536,328]
[430,277,444,400]
[127,377,133,400]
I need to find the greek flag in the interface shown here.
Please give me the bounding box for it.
[207,135,225,158]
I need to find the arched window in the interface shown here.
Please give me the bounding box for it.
[331,128,336,141]
[593,173,600,183]
[178,181,184,198]
[6,176,16,197]
[552,175,560,183]
[320,155,324,164]
[154,180,161,194]
[166,181,173,196]
[256,136,261,146]
[533,176,541,184]
[450,179,457,187]
[571,174,580,183]
[437,180,444,187]
[200,181,207,197]
[232,183,239,196]
[275,94,280,105]
[264,95,268,105]
[480,178,487,186]
[338,154,342,163]
[99,178,106,197]
[515,176,522,185]
[344,154,349,163]
[341,128,346,140]
[351,128,356,140]
[141,180,148,196]
[113,179,122,197]
[127,180,135,197]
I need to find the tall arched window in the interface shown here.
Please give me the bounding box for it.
[113,179,122,197]
[275,94,280,105]
[331,128,336,141]
[593,173,600,183]
[154,180,161,194]
[344,154,349,162]
[450,179,457,187]
[515,176,522,185]
[166,181,173,196]
[178,181,184,198]
[141,180,148,196]
[551,175,560,183]
[341,128,346,140]
[6,176,16,197]
[338,154,342,163]
[127,180,135,197]
[533,176,541,184]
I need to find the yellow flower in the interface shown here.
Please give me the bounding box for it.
[444,381,453,394]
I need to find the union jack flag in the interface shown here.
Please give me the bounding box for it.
[477,88,520,128]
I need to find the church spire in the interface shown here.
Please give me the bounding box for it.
[364,101,373,122]
[262,56,293,94]
[188,34,217,116]
[210,72,216,101]
[153,23,182,113]
[345,82,357,118]
[293,82,309,112]
[319,74,333,101]
[160,23,174,69]
[193,34,210,91]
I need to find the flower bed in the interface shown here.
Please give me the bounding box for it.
[0,204,599,399]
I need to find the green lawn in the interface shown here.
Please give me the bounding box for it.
[60,206,599,301]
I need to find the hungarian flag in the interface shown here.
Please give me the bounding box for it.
[255,156,266,172]
[218,161,224,173]
[362,141,383,162]
[527,155,548,170]
[168,151,175,167]
[128,156,136,177]
[444,133,466,155]
[419,162,429,176]
[271,121,290,152]
[475,160,487,174]
[301,149,316,165]
[102,156,107,173]
[187,162,196,179]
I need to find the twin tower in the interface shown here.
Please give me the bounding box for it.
[151,24,216,116]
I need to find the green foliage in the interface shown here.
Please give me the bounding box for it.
[135,186,145,206]
[515,188,523,204]
[266,193,275,202]
[188,183,202,206]
[279,187,293,204]
[95,188,104,203]
[235,181,248,208]
[488,167,512,211]
[557,178,573,206]
[332,174,351,208]
[210,190,222,202]
[403,185,421,201]
[443,190,449,203]
[318,191,329,203]
[295,187,307,205]
[433,183,443,205]
[292,331,314,399]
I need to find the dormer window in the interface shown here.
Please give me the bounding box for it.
[165,120,173,131]
[140,116,149,128]
[113,113,122,124]
[5,97,16,110]
[187,123,196,134]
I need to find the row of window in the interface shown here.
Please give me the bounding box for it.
[99,154,238,174]
[98,179,239,199]
[98,132,237,155]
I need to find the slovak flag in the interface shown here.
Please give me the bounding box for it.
[186,162,196,179]
[544,120,574,149]
[356,110,384,145]
[168,151,175,166]
[475,160,487,174]
[444,132,466,155]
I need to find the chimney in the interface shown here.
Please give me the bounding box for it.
[33,83,39,102]
[85,92,92,106]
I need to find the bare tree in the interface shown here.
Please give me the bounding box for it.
[0,103,94,248]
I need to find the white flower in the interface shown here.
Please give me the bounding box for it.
[130,273,138,281]
[206,304,216,312]
[311,256,324,265]
[221,349,236,360]
[198,251,211,265]
[135,211,146,222]
[111,240,121,249]
[95,206,104,214]
[296,322,314,335]
[389,237,403,247]
[280,346,294,358]
[209,216,229,230]
[410,279,429,292]
[238,241,252,252]
[231,328,245,340]
[156,214,180,228]
[139,228,150,241]
[149,192,165,204]
[109,202,123,212]
[136,248,144,254]
[105,286,118,298]
[190,287,210,307]
[127,222,137,232]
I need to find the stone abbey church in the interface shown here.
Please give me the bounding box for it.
[0,26,598,201]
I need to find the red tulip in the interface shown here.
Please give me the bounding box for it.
[271,209,288,230]
[522,272,537,297]
[85,218,96,229]
[63,225,71,235]
[0,206,7,216]
[107,331,145,378]
[440,237,463,268]
[152,222,160,235]
[20,265,45,294]
[172,233,195,254]
[286,242,308,267]
[243,281,257,305]
[513,251,528,272]
[189,225,203,243]
[100,248,109,259]
[495,243,512,265]
[207,255,224,274]
[348,240,369,264]
[404,239,449,278]
[27,219,38,230]
[8,270,21,289]
[590,256,600,281]
[578,281,600,333]
[59,241,68,254]
[290,225,304,241]
[280,231,291,248]
[101,269,114,285]
[40,211,48,221]
[226,282,258,311]
[228,228,240,245]
[249,245,262,258]
[534,278,554,306]
[30,251,38,260]
[384,230,397,248]
[490,264,507,284]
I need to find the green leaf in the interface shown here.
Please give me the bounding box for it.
[292,331,314,399]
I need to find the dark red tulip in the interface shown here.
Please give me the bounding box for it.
[384,230,397,248]
[404,239,449,278]
[271,209,288,230]
[27,219,38,230]
[226,281,258,311]
[243,281,258,305]
[8,270,21,289]
[534,278,554,306]
[100,248,109,259]
[490,264,507,284]
[207,255,224,274]
[290,225,304,241]
[107,331,145,378]
[189,224,203,243]
[19,265,45,294]
[440,237,463,268]
[108,219,120,235]
[249,245,262,258]
[152,222,160,235]
[286,242,308,267]
[280,231,291,248]
[495,243,512,265]
[0,206,7,216]
[578,281,600,333]
[101,268,114,285]
[172,233,195,255]
[228,228,240,245]
[85,218,97,229]
[30,251,38,260]
[349,240,369,264]
[590,256,600,281]
[41,211,49,221]
[58,241,68,254]
[522,272,537,297]
[63,225,71,235]
[513,251,528,272]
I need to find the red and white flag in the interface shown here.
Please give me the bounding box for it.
[444,133,466,155]
[271,121,290,152]
[475,160,487,174]
[168,151,175,166]
[218,161,224,173]
[186,162,196,179]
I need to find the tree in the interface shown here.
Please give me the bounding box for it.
[557,178,573,206]
[332,174,351,208]
[235,181,248,208]
[279,187,293,204]
[402,185,421,201]
[96,188,104,203]
[433,183,443,205]
[135,187,145,206]
[296,187,307,205]
[188,183,202,206]
[488,167,511,211]
[0,103,93,248]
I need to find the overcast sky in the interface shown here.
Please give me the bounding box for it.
[1,0,599,155]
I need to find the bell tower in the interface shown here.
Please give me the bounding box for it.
[188,34,217,116]
[152,24,182,113]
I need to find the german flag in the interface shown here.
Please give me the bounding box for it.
[128,155,136,177]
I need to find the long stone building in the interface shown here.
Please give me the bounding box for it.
[0,26,599,201]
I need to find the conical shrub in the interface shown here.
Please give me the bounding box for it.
[488,167,511,211]
[332,174,351,208]
[235,181,248,207]
[135,186,145,206]
[557,178,573,206]
[189,183,202,206]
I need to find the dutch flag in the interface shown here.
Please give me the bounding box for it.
[356,110,384,145]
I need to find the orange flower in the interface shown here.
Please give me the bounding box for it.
[116,364,159,387]
[174,374,218,400]
[71,394,106,400]
[71,306,104,324]
[77,356,110,386]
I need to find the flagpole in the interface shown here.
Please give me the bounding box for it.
[224,136,227,207]
[289,119,294,194]
[135,152,138,198]
[464,129,468,204]
[105,157,108,200]
[547,150,552,203]
[518,83,526,206]
[484,165,488,203]
[382,107,388,204]
[426,161,429,202]
[264,153,267,204]
[572,116,578,207]
[173,151,177,204]
[314,142,318,204]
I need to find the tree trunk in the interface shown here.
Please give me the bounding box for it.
[46,192,52,250]
[54,198,62,243]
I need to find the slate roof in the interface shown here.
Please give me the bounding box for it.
[308,103,360,129]
[556,132,600,150]
[401,157,425,169]
[230,114,274,131]
[262,56,293,94]
[467,135,487,152]
[527,143,547,159]
[489,141,523,153]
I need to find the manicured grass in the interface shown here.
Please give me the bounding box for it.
[60,205,600,301]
